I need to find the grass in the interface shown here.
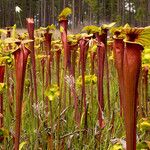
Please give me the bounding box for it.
[2,50,125,149]
[0,27,149,150]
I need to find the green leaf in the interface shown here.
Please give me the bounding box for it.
[35,54,47,59]
[60,26,64,33]
[12,24,17,39]
[25,79,30,87]
[0,83,5,94]
[138,26,150,47]
[0,129,4,136]
[76,76,82,88]
[39,24,56,33]
[102,22,116,29]
[0,29,7,35]
[80,112,85,126]
[0,128,9,138]
[47,24,56,31]
[137,141,149,150]
[110,26,125,39]
[76,75,97,88]
[92,45,97,52]
[143,54,150,60]
[45,84,60,101]
[67,34,78,45]
[142,53,150,65]
[85,75,97,84]
[82,25,100,34]
[123,23,130,29]
[140,120,150,132]
[89,44,97,53]
[0,56,8,65]
[144,48,150,53]
[4,38,21,44]
[6,56,13,66]
[110,143,123,150]
[19,141,27,150]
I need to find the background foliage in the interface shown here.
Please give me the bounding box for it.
[0,0,150,29]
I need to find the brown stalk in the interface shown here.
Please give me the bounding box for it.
[59,19,68,109]
[66,43,80,125]
[41,58,46,102]
[113,37,124,116]
[13,44,30,150]
[67,43,78,107]
[71,44,78,78]
[103,29,111,117]
[90,50,96,107]
[95,32,106,111]
[96,40,105,128]
[44,32,52,119]
[56,49,61,87]
[59,19,69,70]
[26,18,38,105]
[70,44,80,125]
[55,49,61,150]
[44,32,53,149]
[66,43,72,106]
[0,65,5,128]
[79,38,89,115]
[123,42,143,150]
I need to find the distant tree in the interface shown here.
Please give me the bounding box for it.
[0,0,149,28]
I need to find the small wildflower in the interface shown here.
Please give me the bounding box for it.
[15,6,22,13]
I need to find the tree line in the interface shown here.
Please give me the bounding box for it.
[0,0,150,29]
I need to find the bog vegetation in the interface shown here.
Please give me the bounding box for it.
[0,7,150,150]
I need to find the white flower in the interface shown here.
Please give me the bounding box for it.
[15,6,22,13]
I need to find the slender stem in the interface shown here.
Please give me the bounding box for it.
[18,13,23,28]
